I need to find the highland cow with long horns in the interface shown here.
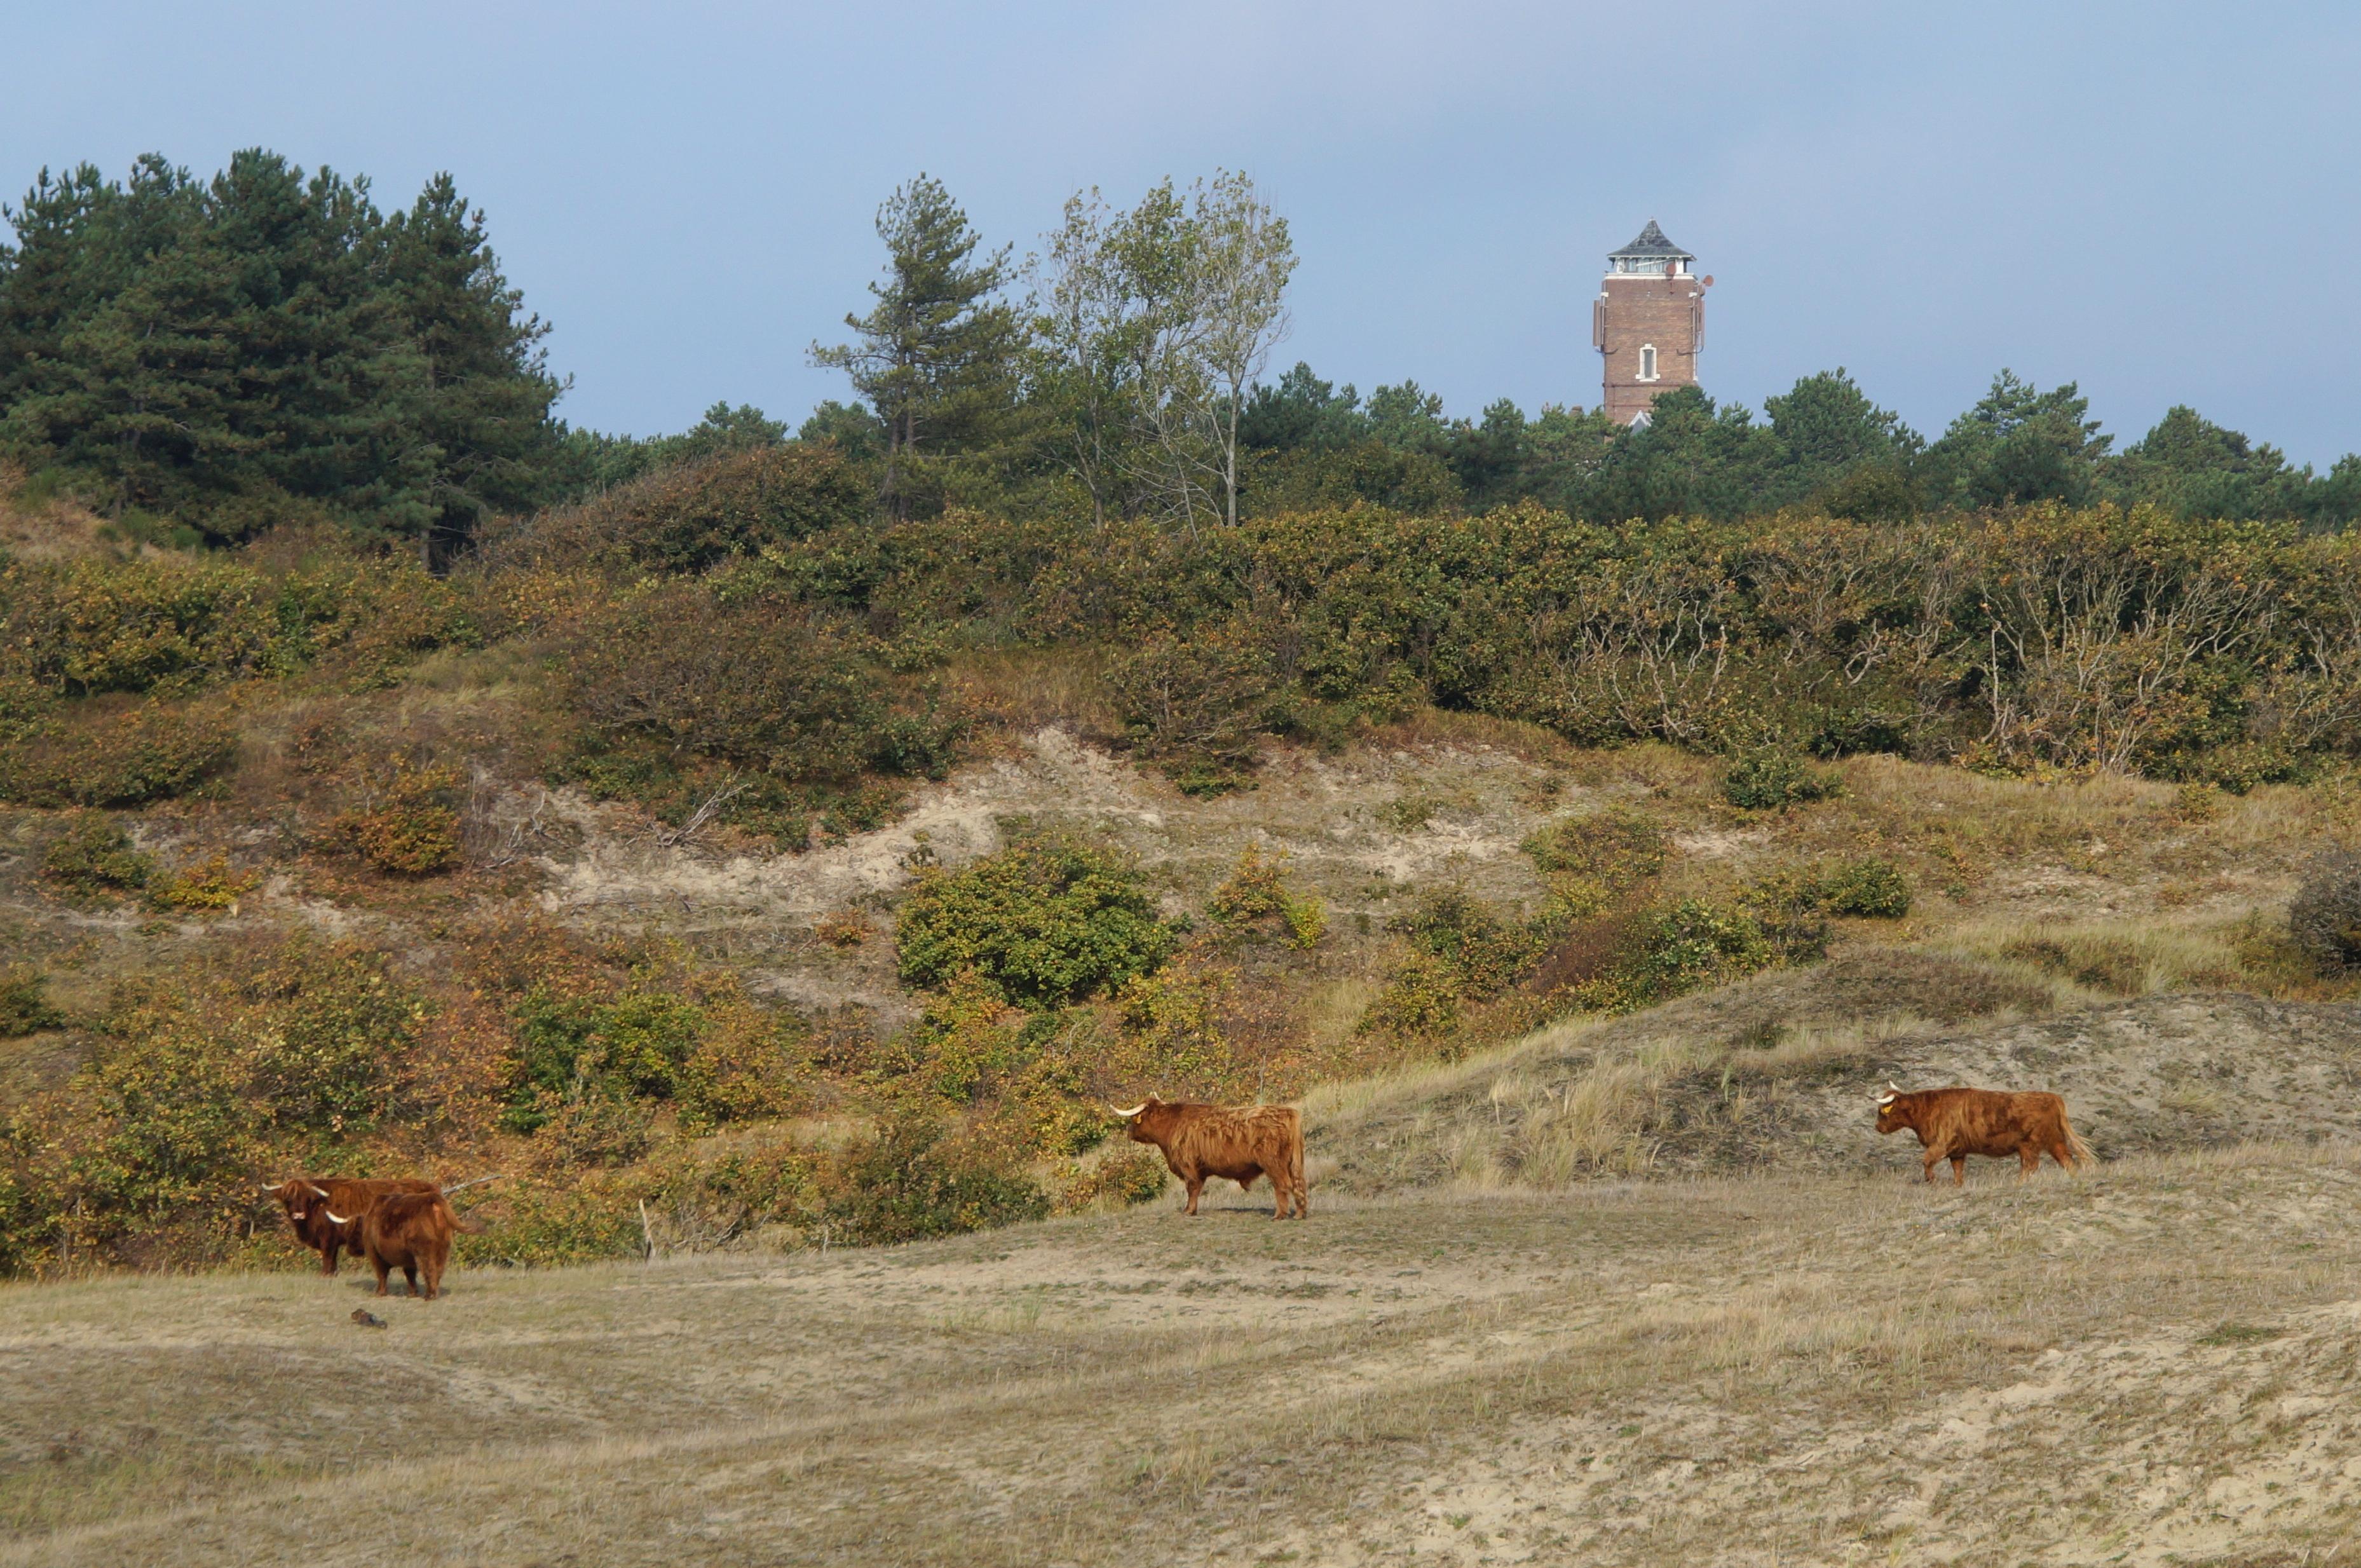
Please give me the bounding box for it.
[1873,1082,2092,1185]
[1112,1097,1307,1219]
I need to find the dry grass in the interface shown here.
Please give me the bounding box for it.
[8,1146,2361,1564]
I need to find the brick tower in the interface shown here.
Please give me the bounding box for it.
[1591,220,1709,426]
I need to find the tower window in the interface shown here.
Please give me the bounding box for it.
[1639,344,1658,381]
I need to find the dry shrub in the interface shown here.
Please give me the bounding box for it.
[334,765,463,875]
[813,908,876,948]
[2289,849,2361,972]
[2001,936,2148,996]
[0,699,235,806]
[1106,626,1274,795]
[0,970,64,1037]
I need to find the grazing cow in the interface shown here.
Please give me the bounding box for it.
[261,1177,437,1275]
[324,1189,458,1300]
[1112,1096,1307,1219]
[1874,1082,2092,1185]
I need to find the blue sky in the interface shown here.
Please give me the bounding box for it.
[6,2,2358,464]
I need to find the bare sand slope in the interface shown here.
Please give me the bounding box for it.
[7,1145,2361,1565]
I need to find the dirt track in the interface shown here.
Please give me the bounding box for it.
[7,1144,2361,1565]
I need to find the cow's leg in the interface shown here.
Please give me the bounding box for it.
[1270,1169,1288,1220]
[1950,1154,1967,1186]
[1921,1143,1946,1183]
[421,1254,441,1302]
[319,1243,339,1278]
[402,1262,420,1298]
[372,1257,391,1297]
[1183,1178,1203,1216]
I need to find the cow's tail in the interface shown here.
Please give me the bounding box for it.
[2061,1108,2095,1171]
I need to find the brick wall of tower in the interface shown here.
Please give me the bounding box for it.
[1594,272,1704,424]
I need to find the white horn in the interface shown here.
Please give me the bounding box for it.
[304,1182,329,1198]
[259,1182,281,1194]
[323,1209,353,1225]
[1108,1103,1148,1119]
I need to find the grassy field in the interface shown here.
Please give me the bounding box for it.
[8,1140,2361,1565]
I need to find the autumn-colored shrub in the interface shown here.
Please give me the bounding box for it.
[1524,807,1667,911]
[146,854,260,913]
[1205,844,1326,949]
[1567,899,1777,1014]
[336,766,463,874]
[0,700,235,806]
[1106,626,1275,794]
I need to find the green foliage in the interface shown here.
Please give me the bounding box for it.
[0,971,64,1037]
[1363,886,1551,1044]
[1523,808,1666,906]
[1568,899,1777,1014]
[823,1110,1047,1245]
[2290,850,2361,972]
[502,981,711,1134]
[813,174,1021,519]
[1205,844,1326,949]
[1722,749,1845,810]
[0,151,560,547]
[895,835,1176,1009]
[517,442,871,575]
[38,810,154,892]
[1815,858,1912,918]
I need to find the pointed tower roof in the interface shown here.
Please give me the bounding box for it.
[1609,219,1691,262]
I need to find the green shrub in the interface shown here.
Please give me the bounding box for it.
[1388,886,1541,997]
[0,971,64,1037]
[1722,748,1844,810]
[1358,953,1464,1040]
[824,1110,1047,1246]
[502,981,711,1133]
[895,835,1177,1008]
[1523,807,1666,895]
[38,812,154,893]
[1052,1147,1169,1213]
[1568,898,1776,1014]
[2289,850,2361,971]
[1817,858,1911,918]
[1205,844,1326,949]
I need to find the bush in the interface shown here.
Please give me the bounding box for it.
[895,834,1177,1009]
[1051,1147,1169,1213]
[1568,899,1776,1014]
[0,702,235,807]
[1205,845,1326,949]
[0,971,64,1037]
[336,767,463,875]
[502,981,711,1134]
[1817,858,1912,918]
[1388,887,1542,997]
[1106,627,1274,794]
[501,442,871,576]
[2290,850,2361,971]
[146,854,260,913]
[1523,807,1666,900]
[1722,748,1844,810]
[824,1111,1048,1246]
[38,812,154,892]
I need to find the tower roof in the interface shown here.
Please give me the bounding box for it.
[1609,219,1692,262]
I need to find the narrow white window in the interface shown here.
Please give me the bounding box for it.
[1639,344,1658,381]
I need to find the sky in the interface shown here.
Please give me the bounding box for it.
[4,1,2358,465]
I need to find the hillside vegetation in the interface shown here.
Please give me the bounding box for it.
[3,431,2361,1281]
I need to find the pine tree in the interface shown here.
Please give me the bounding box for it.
[812,175,1017,517]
